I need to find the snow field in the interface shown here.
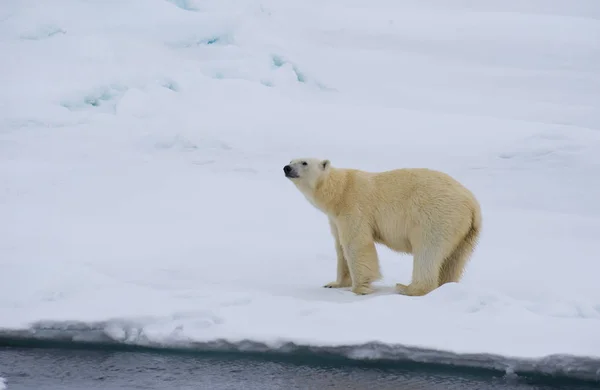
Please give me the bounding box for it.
[1,0,600,380]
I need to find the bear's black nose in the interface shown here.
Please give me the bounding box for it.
[283,165,292,174]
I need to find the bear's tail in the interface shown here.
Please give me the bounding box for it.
[438,203,482,286]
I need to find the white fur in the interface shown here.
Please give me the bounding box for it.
[284,158,482,296]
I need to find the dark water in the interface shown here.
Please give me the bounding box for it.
[0,347,597,390]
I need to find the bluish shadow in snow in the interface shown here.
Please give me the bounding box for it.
[60,80,179,113]
[146,134,231,154]
[61,84,129,113]
[496,130,585,170]
[0,322,598,385]
[154,134,199,152]
[272,55,307,83]
[269,54,333,91]
[159,78,180,92]
[20,25,66,40]
[168,34,232,49]
[165,0,199,12]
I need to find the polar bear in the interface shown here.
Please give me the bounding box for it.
[283,158,482,296]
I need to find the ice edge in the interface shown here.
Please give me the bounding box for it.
[0,321,598,384]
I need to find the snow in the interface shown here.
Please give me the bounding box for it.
[1,0,600,381]
[0,377,5,390]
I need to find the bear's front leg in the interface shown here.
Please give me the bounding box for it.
[337,220,381,295]
[346,241,379,295]
[323,242,352,288]
[324,218,352,288]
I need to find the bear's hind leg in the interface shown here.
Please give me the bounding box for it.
[396,246,445,297]
[438,224,479,286]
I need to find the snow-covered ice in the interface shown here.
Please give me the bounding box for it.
[1,0,600,382]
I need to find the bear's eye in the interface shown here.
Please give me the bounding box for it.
[302,161,307,166]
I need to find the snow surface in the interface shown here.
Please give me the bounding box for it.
[0,377,5,390]
[1,0,600,381]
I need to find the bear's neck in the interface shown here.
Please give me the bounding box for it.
[311,169,349,216]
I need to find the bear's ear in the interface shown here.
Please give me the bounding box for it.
[320,159,330,170]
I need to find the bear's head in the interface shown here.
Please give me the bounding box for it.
[283,158,331,192]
